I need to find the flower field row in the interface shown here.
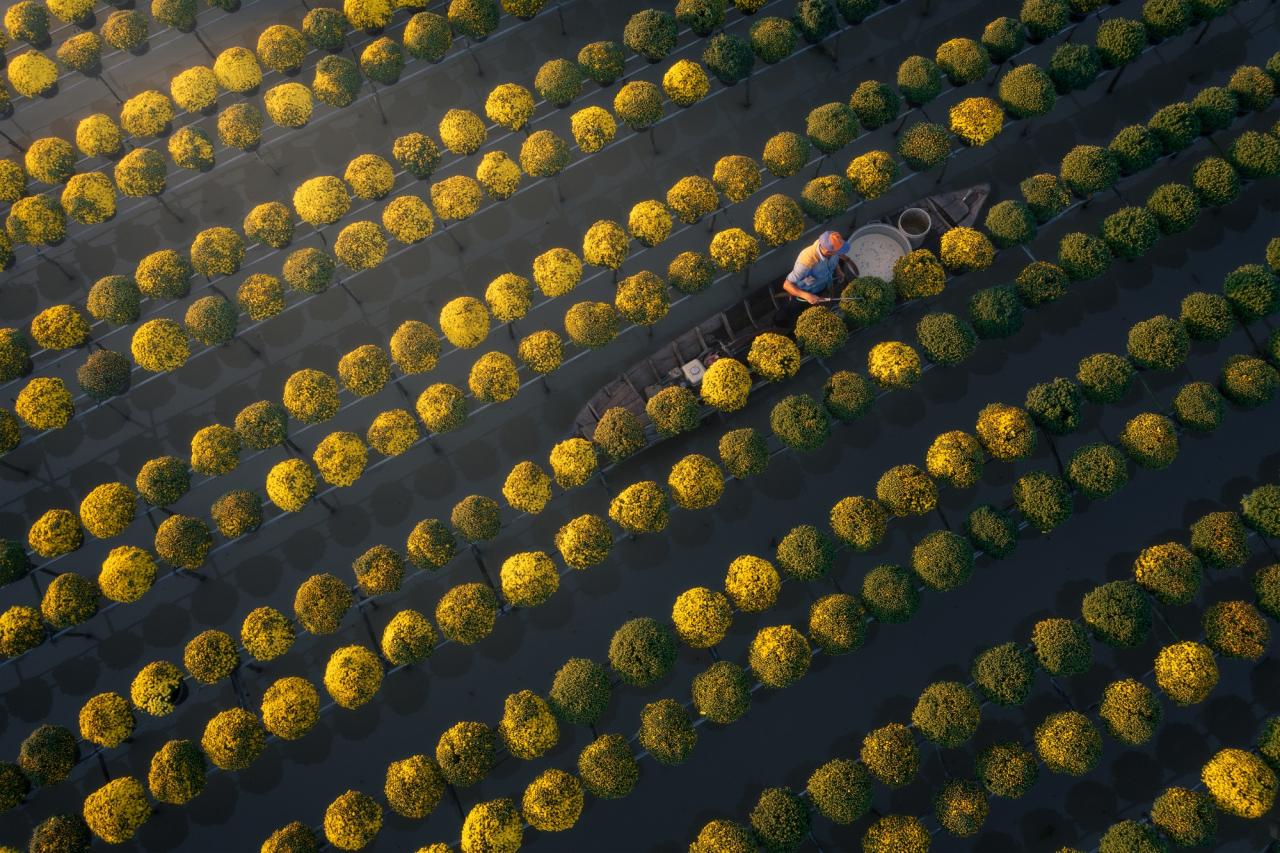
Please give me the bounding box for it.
[6,206,1274,844]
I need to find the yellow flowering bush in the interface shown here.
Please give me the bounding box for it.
[583,219,630,269]
[663,59,710,107]
[564,301,619,348]
[476,151,522,200]
[236,274,284,321]
[517,330,563,373]
[313,431,368,487]
[533,247,583,297]
[30,304,89,350]
[549,437,596,488]
[701,357,751,411]
[339,345,390,397]
[499,690,560,759]
[484,273,532,323]
[293,176,351,227]
[752,193,804,248]
[213,47,262,93]
[323,645,384,709]
[436,583,498,644]
[390,320,441,374]
[555,514,613,569]
[669,454,725,510]
[100,9,148,51]
[469,352,520,403]
[166,127,215,171]
[381,195,434,244]
[520,129,571,177]
[120,90,173,138]
[7,195,66,245]
[26,137,76,186]
[7,51,57,98]
[131,319,189,373]
[430,175,483,220]
[383,754,445,819]
[98,546,156,603]
[672,586,732,647]
[416,383,468,432]
[15,376,73,429]
[264,82,314,128]
[283,368,339,423]
[725,554,781,612]
[334,221,388,271]
[240,607,293,662]
[256,23,307,72]
[627,199,673,247]
[616,270,669,326]
[570,105,617,153]
[379,609,436,666]
[440,296,490,349]
[260,676,318,740]
[502,462,552,515]
[522,769,584,833]
[949,96,1004,146]
[748,332,801,381]
[323,790,382,851]
[939,226,996,273]
[169,66,218,113]
[216,103,264,151]
[439,108,487,155]
[1154,641,1218,705]
[366,409,419,456]
[79,482,136,539]
[613,80,663,130]
[29,508,83,557]
[485,82,536,131]
[75,114,123,159]
[666,175,718,224]
[462,799,522,853]
[846,150,899,199]
[266,459,317,513]
[345,154,395,200]
[79,692,135,749]
[711,225,764,277]
[867,341,921,389]
[1202,748,1277,818]
[83,777,151,844]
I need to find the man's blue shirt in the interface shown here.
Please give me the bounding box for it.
[785,239,851,293]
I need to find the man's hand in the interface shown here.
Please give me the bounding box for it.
[802,291,823,305]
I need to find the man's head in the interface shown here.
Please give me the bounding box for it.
[817,230,844,258]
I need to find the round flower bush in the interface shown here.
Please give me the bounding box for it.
[1035,710,1101,776]
[867,341,922,390]
[627,199,674,248]
[860,722,920,788]
[323,645,384,710]
[36,573,95,630]
[383,754,444,820]
[436,721,495,788]
[1202,748,1278,818]
[549,658,611,726]
[898,121,952,171]
[569,105,617,153]
[323,790,382,851]
[1192,156,1241,207]
[724,554,780,612]
[690,661,751,726]
[775,524,836,580]
[498,689,559,760]
[893,248,946,299]
[613,80,664,130]
[98,546,156,603]
[762,130,812,178]
[555,514,612,569]
[1068,442,1129,499]
[609,617,676,687]
[83,777,150,844]
[897,55,941,106]
[1155,640,1219,705]
[1109,125,1161,176]
[950,96,1004,147]
[436,583,498,644]
[564,301,619,349]
[608,482,669,537]
[771,393,830,452]
[147,739,206,805]
[500,551,558,608]
[130,661,182,717]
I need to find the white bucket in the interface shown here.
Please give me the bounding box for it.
[898,207,932,248]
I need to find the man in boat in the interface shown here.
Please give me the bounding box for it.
[781,230,857,306]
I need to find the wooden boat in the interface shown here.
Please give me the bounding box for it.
[572,183,991,443]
